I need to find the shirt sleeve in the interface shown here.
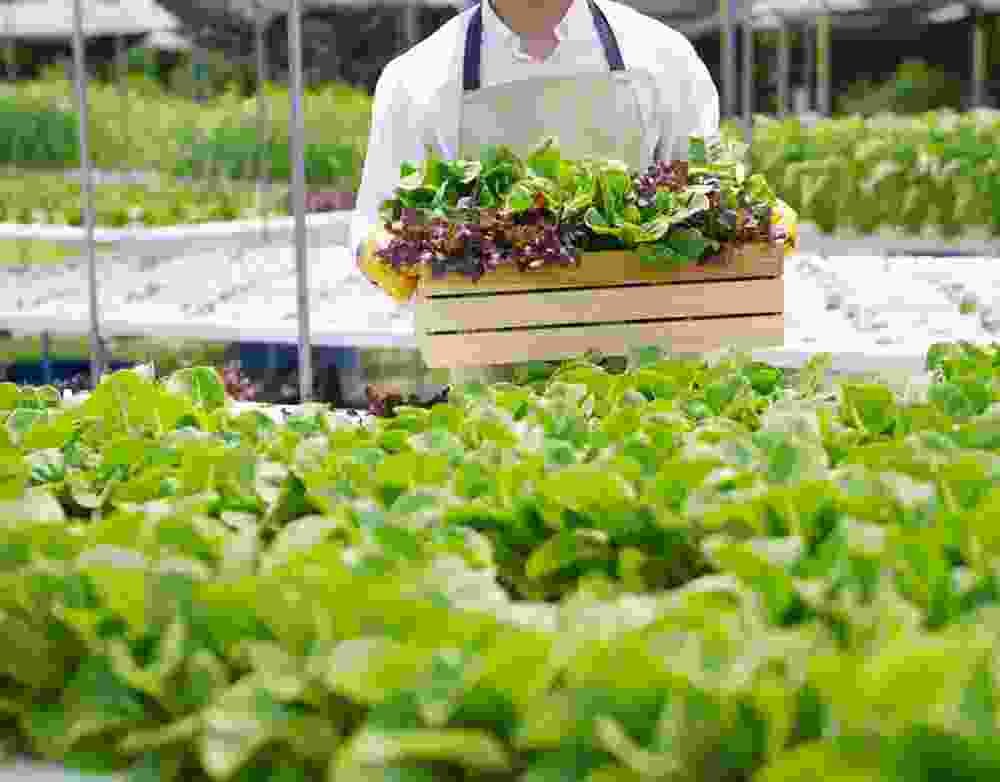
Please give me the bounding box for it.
[659,37,721,162]
[350,60,427,261]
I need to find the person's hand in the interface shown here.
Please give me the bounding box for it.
[357,228,419,303]
[771,200,798,256]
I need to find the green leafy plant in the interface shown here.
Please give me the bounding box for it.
[375,137,790,282]
[0,341,999,779]
[0,173,287,228]
[838,60,964,117]
[0,97,79,167]
[736,110,1000,237]
[5,72,372,191]
[174,126,356,186]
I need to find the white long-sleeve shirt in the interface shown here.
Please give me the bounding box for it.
[350,0,720,259]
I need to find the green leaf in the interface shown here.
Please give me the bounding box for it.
[753,741,882,782]
[200,674,306,781]
[124,750,187,782]
[340,728,513,772]
[0,486,66,522]
[0,448,31,501]
[165,367,227,412]
[839,383,899,435]
[26,657,148,756]
[526,137,563,181]
[525,530,613,580]
[745,173,778,206]
[80,565,149,636]
[119,714,203,755]
[595,716,678,777]
[320,638,433,705]
[5,407,46,444]
[689,137,708,165]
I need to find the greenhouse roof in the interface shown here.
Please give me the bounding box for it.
[0,0,180,38]
[665,0,1000,35]
[3,0,994,42]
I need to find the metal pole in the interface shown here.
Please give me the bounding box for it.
[41,331,52,386]
[777,16,790,117]
[71,0,103,388]
[3,38,13,82]
[741,16,754,145]
[972,5,987,108]
[817,14,831,116]
[3,3,15,82]
[254,3,271,228]
[115,35,128,172]
[720,0,738,118]
[288,0,312,403]
[804,21,815,112]
[192,36,210,184]
[115,35,126,95]
[402,1,420,49]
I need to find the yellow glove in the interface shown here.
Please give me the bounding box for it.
[772,199,799,255]
[357,229,419,304]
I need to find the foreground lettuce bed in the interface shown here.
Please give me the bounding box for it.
[1,345,1000,781]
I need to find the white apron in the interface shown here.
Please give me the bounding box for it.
[449,0,661,385]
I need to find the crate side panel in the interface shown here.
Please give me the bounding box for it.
[418,278,784,333]
[419,315,786,368]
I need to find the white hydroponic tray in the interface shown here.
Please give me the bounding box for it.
[1,239,998,371]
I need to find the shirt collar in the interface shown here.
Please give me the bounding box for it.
[481,0,592,51]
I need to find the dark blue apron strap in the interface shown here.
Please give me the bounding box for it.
[463,0,625,92]
[463,4,484,93]
[586,0,625,72]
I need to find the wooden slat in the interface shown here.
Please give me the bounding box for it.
[419,242,784,296]
[419,315,786,368]
[417,278,783,334]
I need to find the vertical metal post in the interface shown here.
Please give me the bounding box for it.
[972,5,987,108]
[3,3,14,82]
[115,35,126,95]
[254,3,271,228]
[804,20,815,112]
[115,35,128,172]
[192,37,208,103]
[3,41,13,82]
[777,16,790,117]
[288,0,312,402]
[192,36,210,184]
[40,331,52,386]
[71,0,103,388]
[741,15,754,145]
[817,14,832,116]
[720,0,738,118]
[402,1,420,50]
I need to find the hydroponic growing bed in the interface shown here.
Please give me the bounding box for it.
[1,342,1000,781]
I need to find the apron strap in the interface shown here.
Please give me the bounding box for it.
[463,6,483,92]
[587,0,625,72]
[463,0,625,93]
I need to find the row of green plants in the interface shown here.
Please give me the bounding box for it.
[738,109,1000,237]
[0,340,999,780]
[4,71,372,189]
[6,70,1000,236]
[0,336,230,374]
[0,174,288,228]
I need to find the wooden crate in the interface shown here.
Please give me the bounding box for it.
[415,242,785,368]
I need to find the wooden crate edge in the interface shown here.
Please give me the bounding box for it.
[419,241,786,296]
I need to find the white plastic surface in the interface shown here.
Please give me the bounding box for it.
[2,239,999,368]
